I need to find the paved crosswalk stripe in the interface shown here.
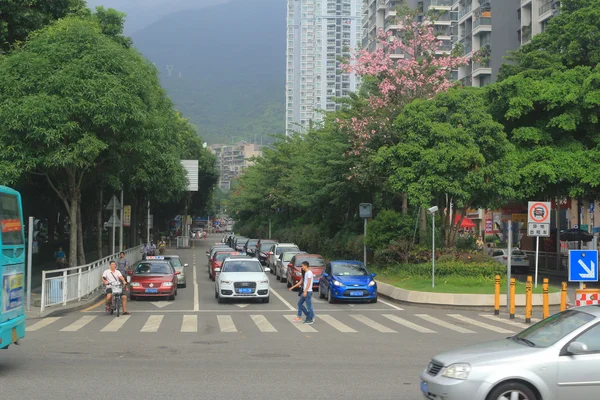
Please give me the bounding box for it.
[515,314,541,323]
[181,315,197,333]
[350,314,396,333]
[319,314,356,333]
[27,317,61,332]
[284,315,318,332]
[415,314,475,334]
[141,315,164,333]
[60,316,96,332]
[480,315,530,330]
[448,314,514,334]
[251,315,277,332]
[218,315,237,332]
[382,314,436,333]
[101,316,131,332]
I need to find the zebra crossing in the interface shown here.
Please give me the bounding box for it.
[26,312,531,336]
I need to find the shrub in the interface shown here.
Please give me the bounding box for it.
[485,235,500,244]
[437,254,456,263]
[381,261,505,279]
[366,209,416,251]
[455,235,476,250]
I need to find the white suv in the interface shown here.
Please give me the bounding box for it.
[214,257,270,303]
[267,243,299,274]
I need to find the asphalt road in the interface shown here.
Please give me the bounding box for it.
[3,237,533,400]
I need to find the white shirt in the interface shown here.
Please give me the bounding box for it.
[102,269,123,288]
[303,270,314,292]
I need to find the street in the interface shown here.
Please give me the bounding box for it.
[4,239,527,400]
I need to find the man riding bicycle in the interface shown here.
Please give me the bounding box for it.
[102,261,130,315]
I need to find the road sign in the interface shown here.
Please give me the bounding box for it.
[527,222,550,237]
[359,203,372,219]
[106,195,122,210]
[590,202,595,213]
[569,250,599,282]
[105,215,121,227]
[528,201,550,224]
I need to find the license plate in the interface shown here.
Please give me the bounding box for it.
[237,288,252,293]
[515,258,522,262]
[350,291,363,296]
[420,381,428,394]
[145,288,159,293]
[313,279,319,284]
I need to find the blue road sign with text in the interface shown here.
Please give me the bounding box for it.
[569,250,599,282]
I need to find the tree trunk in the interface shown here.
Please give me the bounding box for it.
[77,193,86,265]
[402,193,408,215]
[97,188,103,258]
[68,194,78,267]
[130,194,138,247]
[419,206,428,245]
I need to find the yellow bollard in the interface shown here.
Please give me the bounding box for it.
[525,276,532,323]
[494,275,500,315]
[560,282,567,312]
[509,278,516,319]
[543,278,549,319]
[583,283,587,289]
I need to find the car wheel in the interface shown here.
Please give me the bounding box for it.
[129,295,136,301]
[487,382,537,400]
[208,269,212,279]
[371,296,378,304]
[319,287,325,299]
[217,295,225,304]
[276,271,281,281]
[328,289,335,304]
[181,283,187,288]
[215,288,218,299]
[263,296,270,304]
[287,278,292,288]
[169,293,175,301]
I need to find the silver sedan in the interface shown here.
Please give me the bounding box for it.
[420,306,600,400]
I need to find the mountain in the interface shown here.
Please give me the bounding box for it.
[131,0,286,144]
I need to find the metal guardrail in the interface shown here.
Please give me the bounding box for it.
[521,250,568,274]
[40,245,142,314]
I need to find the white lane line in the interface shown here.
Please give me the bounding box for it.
[251,315,278,332]
[217,315,237,332]
[448,314,515,334]
[378,298,404,310]
[382,314,436,333]
[193,265,199,312]
[350,314,396,333]
[60,316,96,332]
[480,315,530,330]
[415,314,475,334]
[270,287,295,311]
[83,308,400,313]
[181,315,197,333]
[284,315,318,332]
[27,317,61,332]
[319,314,356,332]
[101,315,131,332]
[141,315,164,332]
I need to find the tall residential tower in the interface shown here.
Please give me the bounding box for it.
[286,0,363,134]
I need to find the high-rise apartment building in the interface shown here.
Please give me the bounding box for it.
[208,143,263,190]
[285,0,363,135]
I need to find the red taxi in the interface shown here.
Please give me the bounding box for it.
[208,251,243,281]
[128,260,179,300]
[286,254,326,291]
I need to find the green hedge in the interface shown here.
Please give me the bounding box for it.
[377,261,506,279]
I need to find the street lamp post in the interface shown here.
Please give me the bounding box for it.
[427,206,439,288]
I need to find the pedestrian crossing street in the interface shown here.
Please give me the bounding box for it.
[26,312,540,335]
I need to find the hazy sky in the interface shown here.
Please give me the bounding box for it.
[85,0,231,34]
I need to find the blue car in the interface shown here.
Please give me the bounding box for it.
[318,260,377,303]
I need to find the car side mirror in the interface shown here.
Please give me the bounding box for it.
[214,268,221,273]
[371,273,376,277]
[184,263,189,267]
[205,251,209,255]
[322,273,329,278]
[567,342,588,355]
[127,270,133,276]
[175,271,181,275]
[288,263,293,268]
[264,268,271,273]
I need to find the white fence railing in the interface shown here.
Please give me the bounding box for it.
[40,245,142,314]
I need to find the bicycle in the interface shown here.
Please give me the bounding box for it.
[106,282,124,317]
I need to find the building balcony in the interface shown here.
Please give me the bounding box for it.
[436,42,454,53]
[521,0,532,5]
[472,17,491,31]
[430,0,453,9]
[458,4,472,20]
[522,23,532,44]
[472,60,491,77]
[377,0,387,11]
[385,9,397,19]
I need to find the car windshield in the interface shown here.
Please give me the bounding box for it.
[247,239,258,247]
[135,263,173,275]
[492,250,505,257]
[282,252,301,262]
[167,258,182,268]
[512,250,525,256]
[277,246,298,255]
[216,252,237,261]
[260,242,276,251]
[297,257,325,267]
[332,263,369,276]
[514,310,595,348]
[222,261,263,273]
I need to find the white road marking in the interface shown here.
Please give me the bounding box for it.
[100,316,131,332]
[235,304,249,308]
[480,314,530,330]
[150,301,173,309]
[84,308,400,313]
[415,314,475,334]
[382,314,436,333]
[217,315,237,332]
[27,317,61,332]
[515,314,541,323]
[251,315,277,332]
[181,315,197,332]
[60,316,96,332]
[319,314,356,332]
[448,314,515,334]
[193,265,199,312]
[270,287,295,311]
[141,315,164,332]
[284,315,318,332]
[378,298,404,310]
[350,314,396,333]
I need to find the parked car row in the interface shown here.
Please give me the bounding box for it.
[219,234,378,304]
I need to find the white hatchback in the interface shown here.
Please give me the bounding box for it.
[215,257,270,303]
[492,248,530,274]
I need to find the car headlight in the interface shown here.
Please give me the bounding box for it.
[162,282,173,287]
[368,280,376,286]
[294,271,302,277]
[442,364,471,380]
[220,280,232,285]
[130,282,141,287]
[258,280,269,284]
[333,280,344,287]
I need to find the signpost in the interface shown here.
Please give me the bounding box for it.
[527,201,551,288]
[106,195,122,255]
[359,203,372,269]
[569,250,598,290]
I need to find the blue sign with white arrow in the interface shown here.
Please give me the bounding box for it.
[569,250,599,282]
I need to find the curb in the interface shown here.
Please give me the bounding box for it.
[377,281,564,307]
[32,292,105,319]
